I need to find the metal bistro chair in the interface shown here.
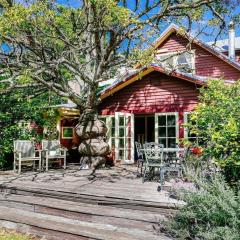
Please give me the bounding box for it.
[14,140,42,174]
[42,140,67,171]
[159,146,186,191]
[142,143,164,186]
[135,141,145,177]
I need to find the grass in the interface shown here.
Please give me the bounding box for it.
[0,229,39,240]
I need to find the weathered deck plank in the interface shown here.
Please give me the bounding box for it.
[0,206,170,240]
[0,166,176,239]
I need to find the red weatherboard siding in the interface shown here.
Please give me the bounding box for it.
[158,33,240,80]
[99,71,200,138]
[60,118,80,148]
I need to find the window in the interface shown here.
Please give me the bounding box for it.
[155,113,179,148]
[184,112,203,145]
[156,51,195,73]
[99,115,115,149]
[62,127,74,139]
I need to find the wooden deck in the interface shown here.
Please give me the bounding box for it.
[0,166,182,240]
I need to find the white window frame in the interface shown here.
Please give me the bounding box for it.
[99,115,115,149]
[61,127,74,139]
[155,112,179,150]
[156,50,196,73]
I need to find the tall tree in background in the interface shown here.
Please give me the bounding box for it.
[0,0,238,172]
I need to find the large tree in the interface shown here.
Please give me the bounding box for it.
[0,0,238,171]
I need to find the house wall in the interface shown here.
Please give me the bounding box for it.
[157,33,240,80]
[99,71,200,139]
[60,118,80,149]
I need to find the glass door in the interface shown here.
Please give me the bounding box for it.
[115,112,134,164]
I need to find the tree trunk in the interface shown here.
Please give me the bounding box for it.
[76,106,109,174]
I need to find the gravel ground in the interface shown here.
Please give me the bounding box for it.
[0,228,41,240]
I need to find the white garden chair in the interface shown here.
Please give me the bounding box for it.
[13,140,42,174]
[42,140,67,171]
[142,143,164,184]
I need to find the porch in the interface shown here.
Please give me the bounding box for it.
[0,166,183,240]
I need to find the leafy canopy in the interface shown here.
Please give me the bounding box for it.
[0,0,238,110]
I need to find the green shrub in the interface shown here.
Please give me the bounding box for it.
[163,175,240,240]
[187,80,240,183]
[0,89,63,169]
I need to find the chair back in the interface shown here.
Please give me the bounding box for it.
[42,140,61,156]
[143,143,164,164]
[14,140,35,158]
[135,141,143,159]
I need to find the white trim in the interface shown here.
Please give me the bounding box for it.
[155,112,179,149]
[99,115,114,149]
[156,50,196,74]
[183,112,190,139]
[115,112,134,164]
[56,118,61,141]
[61,127,74,139]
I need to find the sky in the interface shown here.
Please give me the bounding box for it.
[56,0,240,43]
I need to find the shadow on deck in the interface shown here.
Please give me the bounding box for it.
[0,166,181,240]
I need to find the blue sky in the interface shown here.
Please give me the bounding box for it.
[56,0,240,43]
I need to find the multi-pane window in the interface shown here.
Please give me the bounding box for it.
[99,115,115,149]
[156,113,178,148]
[156,51,195,73]
[117,114,132,161]
[184,112,203,145]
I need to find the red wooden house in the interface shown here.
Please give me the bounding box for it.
[60,24,240,164]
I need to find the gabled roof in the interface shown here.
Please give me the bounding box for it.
[100,64,207,100]
[153,24,240,71]
[100,24,240,100]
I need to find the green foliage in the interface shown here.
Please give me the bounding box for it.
[188,80,240,183]
[164,175,240,240]
[0,89,63,169]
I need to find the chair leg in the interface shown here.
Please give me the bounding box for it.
[33,161,36,171]
[46,157,49,171]
[64,157,66,170]
[159,168,165,191]
[140,162,143,177]
[39,158,41,172]
[13,158,16,172]
[18,159,21,174]
[142,165,147,183]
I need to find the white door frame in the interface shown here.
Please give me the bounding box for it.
[115,112,135,164]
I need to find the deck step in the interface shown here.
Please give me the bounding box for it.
[0,206,170,240]
[0,194,166,222]
[0,175,175,240]
[0,184,180,212]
